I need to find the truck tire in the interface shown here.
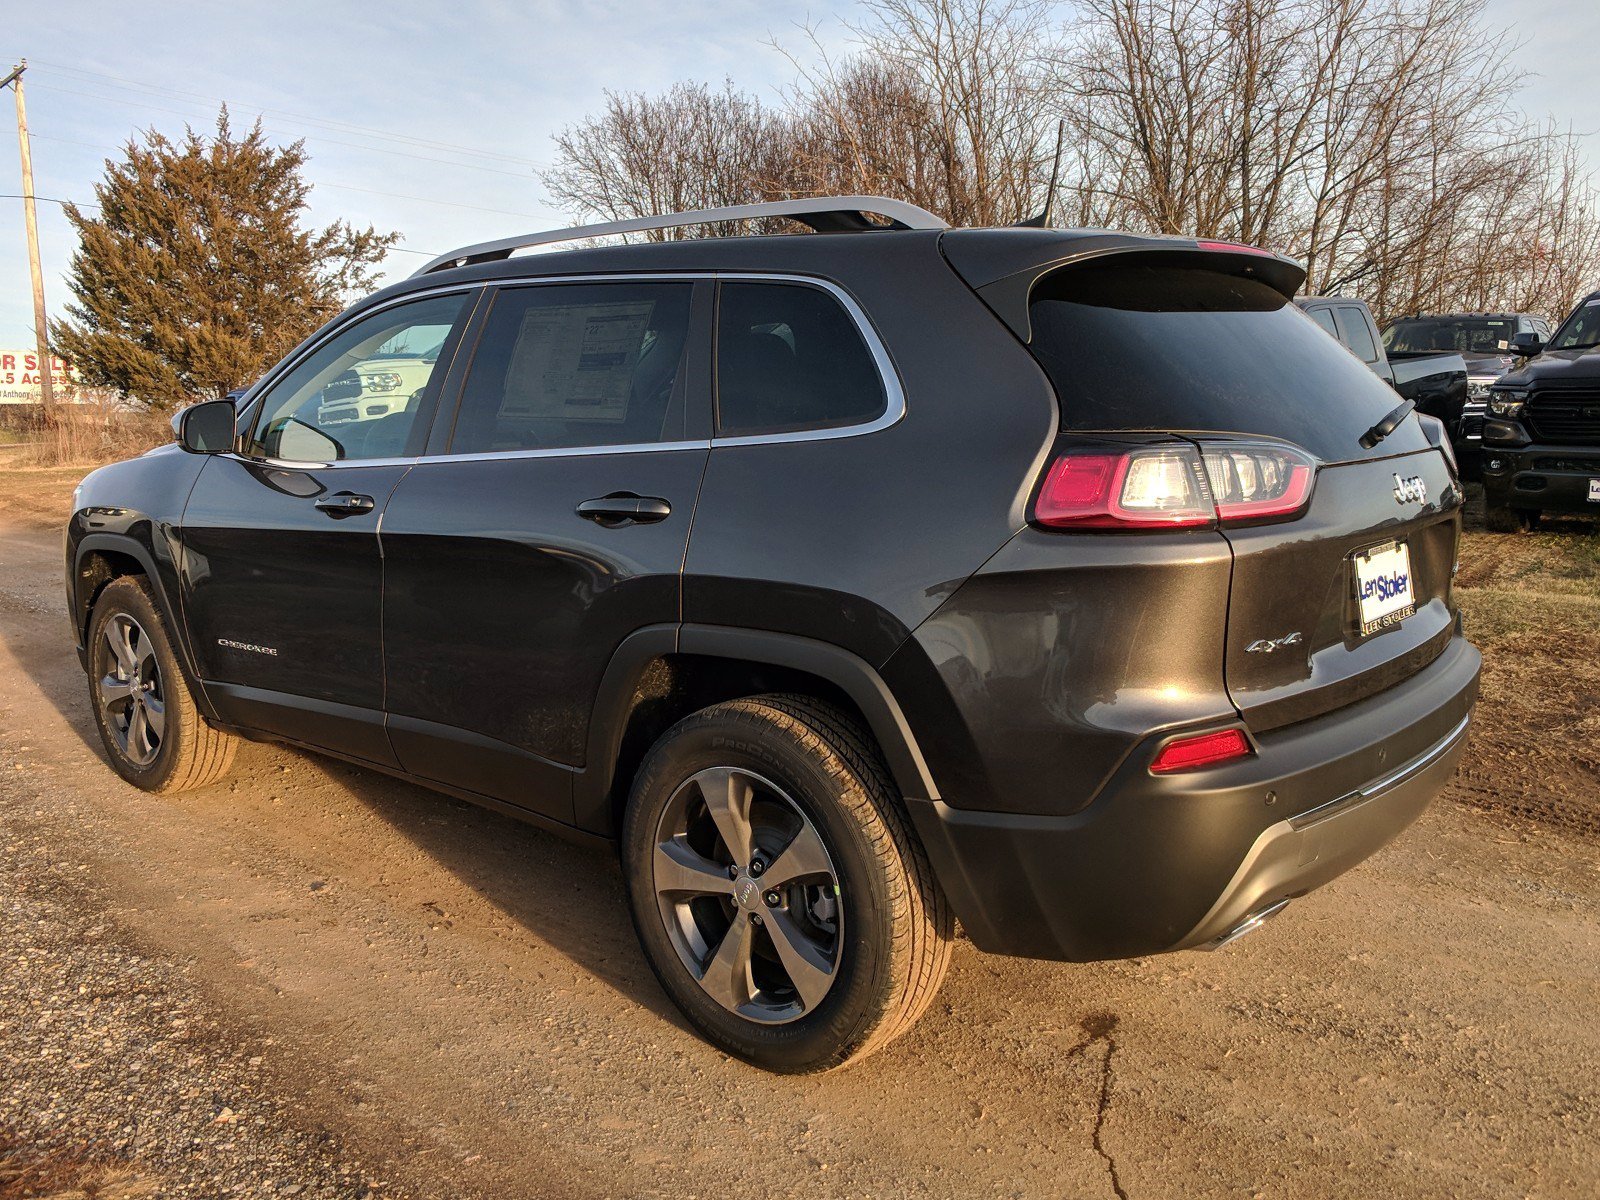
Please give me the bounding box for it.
[1485,502,1538,533]
[621,694,952,1073]
[86,576,238,793]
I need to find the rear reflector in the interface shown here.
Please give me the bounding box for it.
[1149,728,1254,774]
[1033,441,1315,530]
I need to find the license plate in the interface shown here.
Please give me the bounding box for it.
[1354,541,1415,636]
[1589,478,1600,503]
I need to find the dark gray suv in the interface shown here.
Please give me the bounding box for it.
[68,197,1479,1072]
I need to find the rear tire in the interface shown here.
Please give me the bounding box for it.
[621,694,952,1073]
[86,576,238,793]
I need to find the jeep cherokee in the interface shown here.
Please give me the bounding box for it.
[68,196,1481,1073]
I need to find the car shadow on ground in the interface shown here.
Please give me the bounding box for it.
[262,742,698,1034]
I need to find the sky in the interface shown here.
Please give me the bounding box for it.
[1,0,1597,349]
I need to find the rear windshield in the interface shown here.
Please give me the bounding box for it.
[1028,265,1428,463]
[1384,317,1514,355]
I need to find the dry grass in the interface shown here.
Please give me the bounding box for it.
[1452,499,1600,838]
[0,405,170,468]
[0,1133,161,1199]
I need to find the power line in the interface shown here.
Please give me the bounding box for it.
[0,191,98,209]
[26,82,538,180]
[20,129,551,223]
[24,60,544,168]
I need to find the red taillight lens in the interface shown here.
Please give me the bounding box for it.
[1033,442,1316,530]
[1034,447,1215,529]
[1149,728,1253,774]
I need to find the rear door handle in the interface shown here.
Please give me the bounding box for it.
[314,491,376,517]
[576,493,672,527]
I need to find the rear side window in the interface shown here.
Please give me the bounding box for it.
[1027,265,1427,463]
[1335,306,1379,362]
[1305,307,1338,338]
[716,282,886,436]
[449,282,692,453]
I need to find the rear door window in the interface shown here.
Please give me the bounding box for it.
[1027,264,1428,463]
[447,282,694,453]
[715,281,887,436]
[1335,306,1379,362]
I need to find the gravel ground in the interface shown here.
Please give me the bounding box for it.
[0,786,397,1199]
[1,483,1597,1199]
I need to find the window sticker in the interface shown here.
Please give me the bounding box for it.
[501,301,655,422]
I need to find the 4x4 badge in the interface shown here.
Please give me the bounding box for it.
[1393,474,1426,505]
[1246,631,1303,654]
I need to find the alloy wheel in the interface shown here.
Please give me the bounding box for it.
[98,613,165,767]
[652,766,843,1024]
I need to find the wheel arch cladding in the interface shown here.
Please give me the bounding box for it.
[575,624,940,837]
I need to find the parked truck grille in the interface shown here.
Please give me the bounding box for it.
[1525,387,1600,443]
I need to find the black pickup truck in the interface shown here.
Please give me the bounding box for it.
[1481,292,1600,531]
[1381,312,1552,466]
[1298,297,1471,466]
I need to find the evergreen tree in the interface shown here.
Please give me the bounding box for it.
[52,108,398,410]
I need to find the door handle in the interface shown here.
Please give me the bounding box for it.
[314,491,376,517]
[576,493,672,527]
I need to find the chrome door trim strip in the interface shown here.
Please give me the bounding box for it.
[229,271,904,472]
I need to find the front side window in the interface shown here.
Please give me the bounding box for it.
[448,282,693,454]
[1549,301,1600,351]
[245,293,468,463]
[715,282,887,436]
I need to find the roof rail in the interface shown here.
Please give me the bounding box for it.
[411,195,948,277]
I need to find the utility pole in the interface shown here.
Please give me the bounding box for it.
[1,60,56,415]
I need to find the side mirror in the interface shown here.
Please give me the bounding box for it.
[1509,332,1544,358]
[176,399,237,454]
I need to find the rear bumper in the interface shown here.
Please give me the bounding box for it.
[906,635,1480,961]
[1482,443,1600,514]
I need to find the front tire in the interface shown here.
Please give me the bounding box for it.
[621,695,952,1073]
[1485,502,1538,533]
[86,576,238,793]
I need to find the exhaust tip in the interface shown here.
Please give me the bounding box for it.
[1203,898,1291,951]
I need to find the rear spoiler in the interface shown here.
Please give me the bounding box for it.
[939,228,1307,343]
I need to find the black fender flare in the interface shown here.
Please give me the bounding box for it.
[574,623,940,835]
[72,531,215,720]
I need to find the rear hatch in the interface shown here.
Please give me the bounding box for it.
[944,234,1462,732]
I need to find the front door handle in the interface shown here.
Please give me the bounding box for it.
[576,493,672,527]
[315,491,376,517]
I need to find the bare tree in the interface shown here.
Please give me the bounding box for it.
[1054,0,1600,319]
[541,0,1600,321]
[543,80,794,239]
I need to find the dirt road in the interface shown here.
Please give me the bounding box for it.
[2,498,1597,1198]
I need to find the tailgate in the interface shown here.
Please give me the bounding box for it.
[1219,447,1459,731]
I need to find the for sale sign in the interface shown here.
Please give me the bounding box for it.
[0,350,76,403]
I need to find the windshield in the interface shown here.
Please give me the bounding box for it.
[1027,265,1429,464]
[1383,317,1515,355]
[1549,300,1600,351]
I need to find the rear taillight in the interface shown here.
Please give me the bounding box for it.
[1033,442,1315,530]
[1149,727,1254,774]
[1035,448,1214,528]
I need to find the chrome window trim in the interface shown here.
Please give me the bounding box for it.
[708,274,905,447]
[228,271,903,472]
[231,283,481,469]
